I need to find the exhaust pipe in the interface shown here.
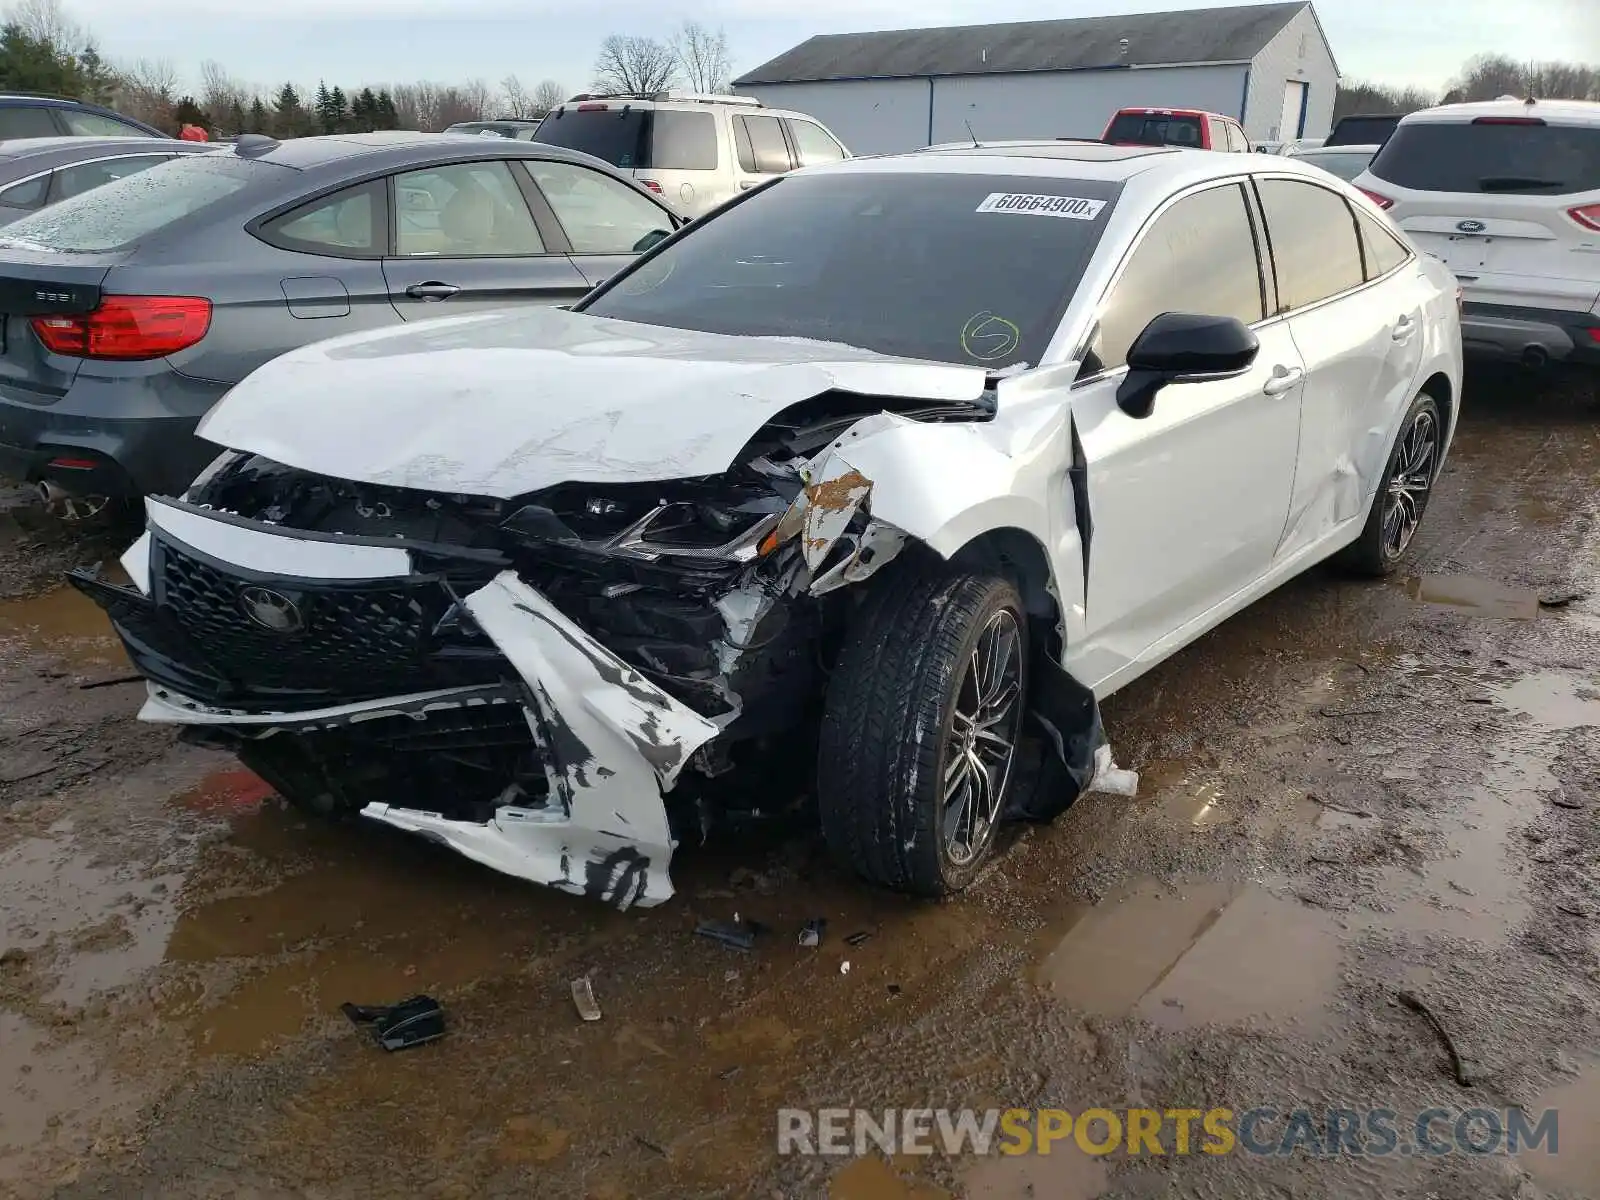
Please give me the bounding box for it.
[1521,344,1549,370]
[37,480,110,521]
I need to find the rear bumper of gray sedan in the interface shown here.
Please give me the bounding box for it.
[0,370,229,497]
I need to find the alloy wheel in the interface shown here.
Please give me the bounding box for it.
[941,609,1024,867]
[1381,408,1438,560]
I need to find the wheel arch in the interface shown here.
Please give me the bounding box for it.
[1418,370,1455,445]
[947,526,1069,657]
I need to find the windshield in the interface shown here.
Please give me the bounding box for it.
[579,171,1120,369]
[0,153,271,252]
[1295,150,1375,181]
[1106,113,1204,148]
[1369,121,1600,195]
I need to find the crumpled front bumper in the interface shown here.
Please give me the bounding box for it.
[87,497,722,908]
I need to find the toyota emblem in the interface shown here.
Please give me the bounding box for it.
[238,586,304,633]
[1456,219,1487,235]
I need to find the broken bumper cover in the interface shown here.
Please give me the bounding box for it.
[79,499,720,908]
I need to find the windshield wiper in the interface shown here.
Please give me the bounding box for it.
[1479,176,1564,191]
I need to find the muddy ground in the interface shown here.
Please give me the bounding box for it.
[1,368,1598,1200]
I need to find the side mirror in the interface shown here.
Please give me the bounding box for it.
[632,228,671,253]
[1116,312,1259,418]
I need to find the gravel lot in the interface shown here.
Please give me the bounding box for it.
[1,364,1597,1199]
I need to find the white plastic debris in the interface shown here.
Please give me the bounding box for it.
[840,961,851,975]
[571,976,602,1022]
[1086,744,1140,798]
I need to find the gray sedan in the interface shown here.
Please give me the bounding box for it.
[0,136,215,225]
[0,131,682,502]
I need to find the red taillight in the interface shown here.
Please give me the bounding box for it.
[1358,187,1394,210]
[47,455,101,470]
[638,179,663,193]
[1472,116,1545,126]
[31,296,211,360]
[576,102,608,111]
[1587,328,1600,345]
[1569,204,1600,232]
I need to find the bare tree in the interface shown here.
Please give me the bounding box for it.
[113,57,179,130]
[1446,54,1598,103]
[500,74,533,118]
[669,21,732,94]
[390,82,442,131]
[458,77,494,119]
[8,0,85,54]
[199,60,253,126]
[533,79,567,114]
[593,34,676,95]
[1332,80,1436,121]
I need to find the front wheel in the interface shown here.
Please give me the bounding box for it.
[818,561,1028,895]
[1335,391,1443,577]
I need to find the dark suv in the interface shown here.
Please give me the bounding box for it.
[0,94,165,140]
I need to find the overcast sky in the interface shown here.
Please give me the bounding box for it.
[54,0,1599,96]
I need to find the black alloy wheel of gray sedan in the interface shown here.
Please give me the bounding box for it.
[0,131,682,505]
[0,136,218,226]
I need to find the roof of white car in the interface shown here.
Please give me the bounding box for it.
[1401,98,1600,126]
[820,142,1339,187]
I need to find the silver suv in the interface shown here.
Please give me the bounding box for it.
[532,91,850,218]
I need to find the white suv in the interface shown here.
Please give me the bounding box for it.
[1355,98,1600,368]
[532,91,850,219]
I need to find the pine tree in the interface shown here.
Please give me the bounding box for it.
[274,83,309,136]
[328,86,349,133]
[76,42,116,106]
[174,95,209,129]
[248,96,268,134]
[375,90,399,130]
[353,86,378,132]
[0,23,84,97]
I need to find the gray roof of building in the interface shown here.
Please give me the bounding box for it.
[734,2,1306,85]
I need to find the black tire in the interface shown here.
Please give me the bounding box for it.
[818,558,1029,896]
[1335,391,1443,577]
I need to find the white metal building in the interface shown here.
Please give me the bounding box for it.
[733,2,1339,155]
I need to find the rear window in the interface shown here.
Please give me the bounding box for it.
[1106,113,1204,149]
[1327,116,1400,147]
[534,108,651,169]
[580,172,1121,369]
[0,153,267,252]
[1294,150,1376,182]
[1369,121,1600,195]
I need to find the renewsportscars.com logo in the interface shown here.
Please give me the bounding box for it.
[777,1106,1563,1159]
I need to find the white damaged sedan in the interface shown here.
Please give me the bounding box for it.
[76,143,1463,907]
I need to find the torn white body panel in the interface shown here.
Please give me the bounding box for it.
[196,307,990,500]
[145,495,412,580]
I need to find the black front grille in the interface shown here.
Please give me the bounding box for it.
[144,537,504,707]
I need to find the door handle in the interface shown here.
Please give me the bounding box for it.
[1392,315,1417,342]
[405,282,460,301]
[738,181,756,190]
[1261,365,1304,397]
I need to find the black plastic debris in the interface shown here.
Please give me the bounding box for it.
[799,918,827,948]
[845,930,873,947]
[341,995,446,1051]
[695,918,765,951]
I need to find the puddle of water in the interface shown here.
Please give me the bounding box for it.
[0,579,127,668]
[963,1148,1108,1200]
[1405,575,1539,620]
[829,1156,949,1200]
[1493,671,1600,730]
[1034,881,1341,1031]
[0,834,180,1007]
[1521,1065,1600,1194]
[0,1012,139,1183]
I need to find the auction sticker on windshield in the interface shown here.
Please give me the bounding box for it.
[976,193,1106,220]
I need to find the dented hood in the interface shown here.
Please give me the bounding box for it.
[197,307,990,499]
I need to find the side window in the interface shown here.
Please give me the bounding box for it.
[48,155,170,203]
[1206,117,1228,149]
[737,115,793,174]
[1355,206,1412,280]
[0,105,64,139]
[786,119,846,167]
[58,110,148,137]
[650,111,718,170]
[1089,184,1266,374]
[1256,178,1365,311]
[260,181,383,257]
[524,160,673,255]
[1226,124,1248,153]
[393,161,544,256]
[0,173,48,210]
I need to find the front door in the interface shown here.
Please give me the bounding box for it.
[382,159,590,318]
[518,159,679,289]
[1061,181,1303,692]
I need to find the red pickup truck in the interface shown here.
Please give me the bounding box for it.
[1102,108,1252,152]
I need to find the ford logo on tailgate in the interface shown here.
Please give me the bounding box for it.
[1456,220,1487,235]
